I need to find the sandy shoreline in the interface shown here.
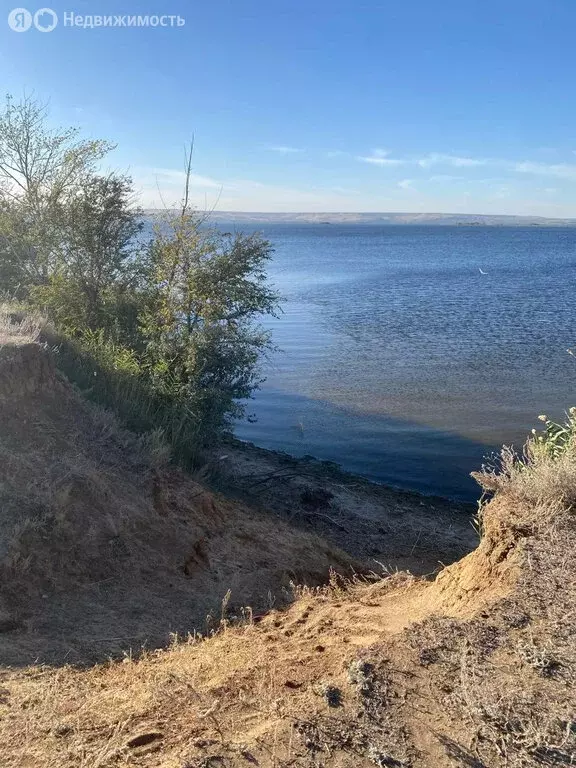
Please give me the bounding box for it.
[216,437,479,575]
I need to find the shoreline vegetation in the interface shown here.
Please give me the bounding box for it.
[0,94,281,468]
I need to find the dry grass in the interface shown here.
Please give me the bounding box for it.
[0,322,358,666]
[0,304,40,344]
[0,571,428,768]
[473,424,576,508]
[415,432,576,766]
[3,509,570,768]
[0,313,574,766]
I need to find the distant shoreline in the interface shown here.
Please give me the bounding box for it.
[144,210,576,227]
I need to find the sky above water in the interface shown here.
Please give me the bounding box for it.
[2,0,576,215]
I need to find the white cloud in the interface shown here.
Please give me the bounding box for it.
[134,165,369,211]
[357,148,404,166]
[131,157,576,218]
[491,185,512,199]
[132,166,224,209]
[418,153,487,168]
[514,161,576,179]
[357,149,488,169]
[268,145,303,154]
[147,167,222,188]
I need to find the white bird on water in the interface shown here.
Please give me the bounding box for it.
[479,267,487,275]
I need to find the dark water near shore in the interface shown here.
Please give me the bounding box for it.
[228,224,576,501]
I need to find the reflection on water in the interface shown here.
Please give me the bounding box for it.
[233,225,576,500]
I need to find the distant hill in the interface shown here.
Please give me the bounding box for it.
[145,210,576,226]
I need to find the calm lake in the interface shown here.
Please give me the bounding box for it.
[225,224,576,500]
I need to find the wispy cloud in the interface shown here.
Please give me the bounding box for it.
[268,145,303,154]
[357,148,404,166]
[514,161,576,180]
[147,167,222,188]
[132,166,224,209]
[357,149,488,169]
[491,184,512,199]
[132,150,576,217]
[417,153,487,168]
[133,165,370,211]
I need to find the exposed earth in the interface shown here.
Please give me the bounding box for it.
[0,314,573,767]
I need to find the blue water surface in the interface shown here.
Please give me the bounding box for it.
[223,224,576,500]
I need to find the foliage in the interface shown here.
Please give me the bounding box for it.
[474,406,576,503]
[0,96,280,454]
[530,408,576,461]
[44,326,208,467]
[30,174,145,337]
[0,93,113,295]
[139,150,279,438]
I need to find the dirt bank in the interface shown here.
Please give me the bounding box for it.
[216,438,477,574]
[2,454,573,767]
[2,314,571,767]
[0,335,355,666]
[0,318,475,667]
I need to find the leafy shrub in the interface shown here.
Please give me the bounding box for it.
[530,409,576,461]
[46,327,208,467]
[0,97,279,457]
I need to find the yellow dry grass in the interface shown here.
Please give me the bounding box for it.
[0,313,573,767]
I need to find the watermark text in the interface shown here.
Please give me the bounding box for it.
[7,8,186,31]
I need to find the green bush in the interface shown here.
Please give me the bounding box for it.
[530,409,576,461]
[45,327,208,468]
[0,97,280,459]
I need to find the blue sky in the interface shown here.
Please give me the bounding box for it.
[2,0,576,215]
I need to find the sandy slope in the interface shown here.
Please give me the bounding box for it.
[3,485,571,767]
[0,317,573,767]
[216,439,477,574]
[0,338,354,665]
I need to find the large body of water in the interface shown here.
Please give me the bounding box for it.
[229,224,576,501]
